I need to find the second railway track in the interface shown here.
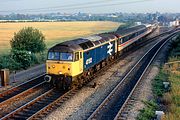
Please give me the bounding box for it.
[87,30,180,120]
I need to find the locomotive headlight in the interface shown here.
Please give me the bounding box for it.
[59,71,62,74]
[52,65,55,68]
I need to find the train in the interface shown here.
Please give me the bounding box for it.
[45,24,155,89]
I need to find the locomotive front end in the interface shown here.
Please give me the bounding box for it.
[45,43,83,89]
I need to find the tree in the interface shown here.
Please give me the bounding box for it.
[10,27,46,53]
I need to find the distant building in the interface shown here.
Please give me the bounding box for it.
[169,20,180,27]
[135,22,142,25]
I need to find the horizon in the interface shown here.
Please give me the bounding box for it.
[0,0,180,15]
[1,11,180,16]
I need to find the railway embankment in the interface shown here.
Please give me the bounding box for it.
[137,33,180,120]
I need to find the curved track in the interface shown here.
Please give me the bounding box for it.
[0,27,177,120]
[87,30,180,120]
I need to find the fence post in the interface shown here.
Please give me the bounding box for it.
[0,69,10,86]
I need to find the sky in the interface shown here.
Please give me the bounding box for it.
[0,0,180,14]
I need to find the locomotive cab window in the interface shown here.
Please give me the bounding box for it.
[75,52,79,61]
[48,52,60,60]
[60,52,73,61]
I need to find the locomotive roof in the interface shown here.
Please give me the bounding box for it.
[49,33,117,52]
[80,33,116,49]
[48,40,83,52]
[116,25,146,36]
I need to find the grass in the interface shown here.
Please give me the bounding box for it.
[152,69,168,97]
[164,68,180,120]
[138,35,180,120]
[137,100,158,120]
[0,21,121,54]
[162,35,180,119]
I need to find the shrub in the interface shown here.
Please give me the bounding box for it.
[152,70,168,97]
[11,50,31,69]
[0,55,22,70]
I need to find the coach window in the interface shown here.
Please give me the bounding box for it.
[75,52,79,61]
[120,38,123,44]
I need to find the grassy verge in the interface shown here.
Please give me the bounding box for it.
[164,73,180,120]
[137,34,180,120]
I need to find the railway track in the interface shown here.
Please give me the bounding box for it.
[25,28,174,120]
[0,27,175,119]
[0,74,45,104]
[0,74,50,117]
[87,30,180,120]
[114,30,180,120]
[1,88,78,120]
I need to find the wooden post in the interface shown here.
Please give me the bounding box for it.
[0,69,10,86]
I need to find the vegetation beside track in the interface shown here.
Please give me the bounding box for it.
[163,34,180,120]
[137,34,180,120]
[137,100,158,120]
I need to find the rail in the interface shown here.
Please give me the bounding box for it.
[87,30,180,120]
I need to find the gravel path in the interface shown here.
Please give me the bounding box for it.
[44,37,159,120]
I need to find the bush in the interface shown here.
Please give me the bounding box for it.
[11,50,32,69]
[0,55,22,70]
[0,51,45,71]
[152,70,168,97]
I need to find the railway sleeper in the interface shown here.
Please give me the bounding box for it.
[24,109,37,113]
[44,99,55,103]
[44,96,57,100]
[12,113,30,118]
[11,116,27,119]
[16,112,33,116]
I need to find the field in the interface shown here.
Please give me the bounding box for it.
[0,21,121,54]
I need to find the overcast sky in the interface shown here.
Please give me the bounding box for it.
[0,0,180,14]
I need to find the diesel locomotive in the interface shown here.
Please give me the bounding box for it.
[45,24,154,89]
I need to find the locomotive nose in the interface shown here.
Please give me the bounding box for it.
[44,75,52,82]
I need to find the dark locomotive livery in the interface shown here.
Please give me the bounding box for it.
[45,24,154,89]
